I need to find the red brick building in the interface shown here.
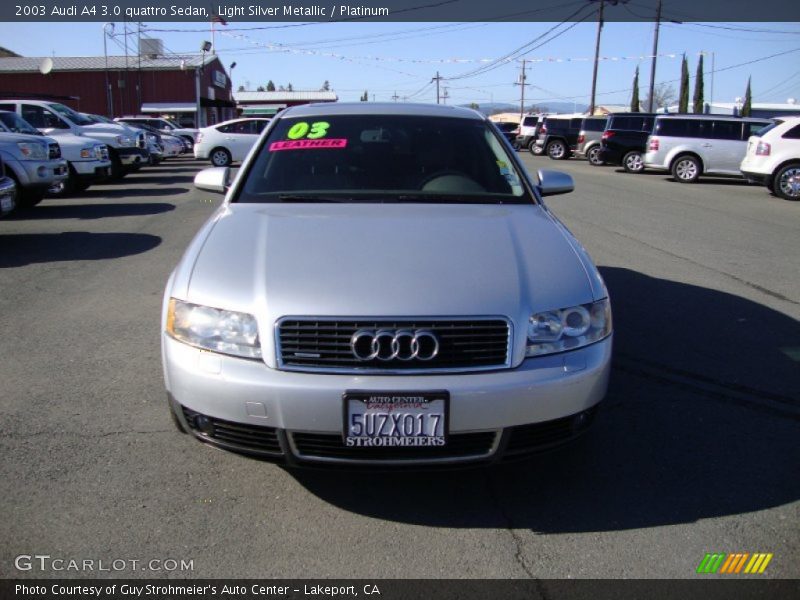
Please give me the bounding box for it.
[0,53,235,127]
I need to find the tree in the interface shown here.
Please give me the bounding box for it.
[678,54,690,113]
[693,54,705,114]
[278,85,285,92]
[468,102,480,110]
[256,85,265,92]
[630,66,640,113]
[643,83,676,112]
[321,80,331,91]
[741,77,752,116]
[360,90,368,101]
[237,85,245,92]
[286,83,294,92]
[266,80,276,92]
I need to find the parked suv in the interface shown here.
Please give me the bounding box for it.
[116,116,199,145]
[598,113,657,173]
[0,100,147,179]
[573,117,608,165]
[0,130,67,207]
[740,116,800,201]
[645,115,771,183]
[515,114,546,154]
[536,115,585,160]
[164,103,612,467]
[0,110,110,196]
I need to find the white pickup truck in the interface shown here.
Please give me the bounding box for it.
[0,110,111,196]
[0,130,67,207]
[0,99,148,179]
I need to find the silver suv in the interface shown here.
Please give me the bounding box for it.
[574,117,608,165]
[644,115,771,183]
[162,103,612,467]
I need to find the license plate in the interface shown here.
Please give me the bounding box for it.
[1,195,13,213]
[343,391,448,448]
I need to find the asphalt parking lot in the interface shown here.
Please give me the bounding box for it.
[1,155,798,579]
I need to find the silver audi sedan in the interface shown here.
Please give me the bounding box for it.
[162,103,612,467]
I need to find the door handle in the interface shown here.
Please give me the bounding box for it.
[702,143,712,147]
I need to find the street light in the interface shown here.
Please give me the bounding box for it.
[102,22,115,117]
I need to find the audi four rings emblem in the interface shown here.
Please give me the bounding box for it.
[351,328,440,361]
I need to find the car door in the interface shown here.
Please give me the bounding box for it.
[707,120,745,174]
[226,120,261,161]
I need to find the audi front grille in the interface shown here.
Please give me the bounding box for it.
[276,318,511,373]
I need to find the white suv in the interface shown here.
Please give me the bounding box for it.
[740,116,800,201]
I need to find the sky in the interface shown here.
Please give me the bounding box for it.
[2,18,799,108]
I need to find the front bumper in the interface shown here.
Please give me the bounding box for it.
[72,159,112,181]
[117,147,149,166]
[163,334,612,466]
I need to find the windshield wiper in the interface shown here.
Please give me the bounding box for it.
[277,194,352,203]
[396,194,506,204]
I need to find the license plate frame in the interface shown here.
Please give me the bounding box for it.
[342,390,449,448]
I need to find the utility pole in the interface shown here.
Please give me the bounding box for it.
[647,0,662,112]
[391,91,399,102]
[432,71,443,104]
[442,87,449,104]
[102,23,114,117]
[588,0,606,116]
[514,59,529,126]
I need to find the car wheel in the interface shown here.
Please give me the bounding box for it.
[672,155,701,183]
[530,141,543,155]
[547,140,568,160]
[622,151,645,173]
[587,146,604,166]
[773,163,800,201]
[210,148,232,167]
[110,153,126,180]
[6,173,43,208]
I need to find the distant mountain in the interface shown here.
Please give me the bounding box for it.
[459,101,588,115]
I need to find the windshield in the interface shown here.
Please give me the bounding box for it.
[49,103,95,126]
[162,119,180,129]
[237,114,531,204]
[0,111,41,135]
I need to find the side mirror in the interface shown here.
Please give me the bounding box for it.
[537,169,574,197]
[194,167,230,193]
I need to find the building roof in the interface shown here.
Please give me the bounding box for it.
[234,90,338,103]
[0,54,218,73]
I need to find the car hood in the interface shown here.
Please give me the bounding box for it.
[183,203,598,330]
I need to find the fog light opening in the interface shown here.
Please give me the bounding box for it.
[194,415,215,436]
[572,410,592,433]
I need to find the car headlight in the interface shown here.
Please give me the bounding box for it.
[166,298,262,359]
[80,146,95,159]
[116,135,134,147]
[17,142,48,160]
[526,298,611,357]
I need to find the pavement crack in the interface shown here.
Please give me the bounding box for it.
[0,429,173,440]
[485,471,536,579]
[568,215,799,307]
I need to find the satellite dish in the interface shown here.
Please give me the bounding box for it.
[39,57,54,75]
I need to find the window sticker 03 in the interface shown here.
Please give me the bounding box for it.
[287,122,331,140]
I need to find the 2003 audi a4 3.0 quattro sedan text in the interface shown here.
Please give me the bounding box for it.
[162,103,612,467]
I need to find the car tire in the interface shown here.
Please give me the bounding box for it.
[773,163,800,201]
[210,147,232,167]
[622,151,645,173]
[547,140,568,160]
[530,142,543,155]
[6,172,44,208]
[672,155,702,183]
[587,146,604,166]
[109,152,126,180]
